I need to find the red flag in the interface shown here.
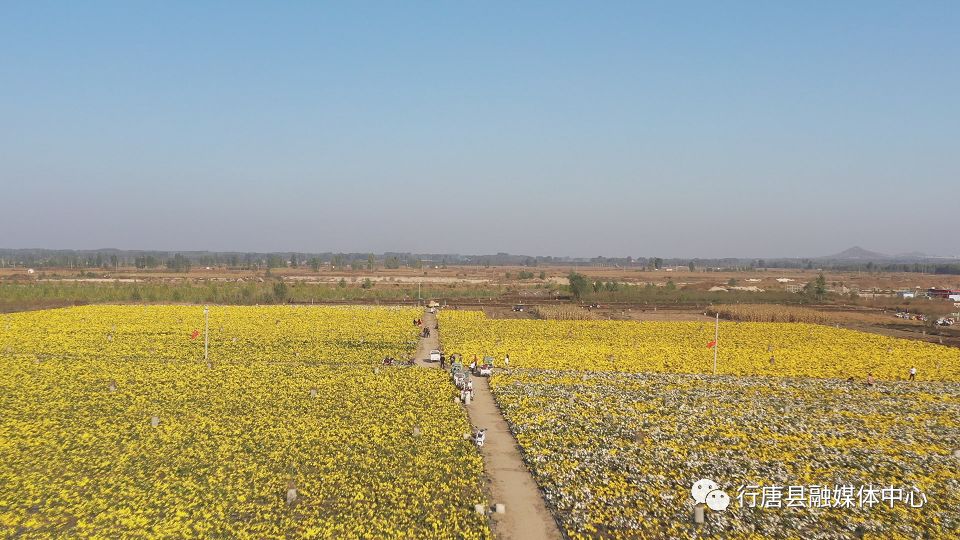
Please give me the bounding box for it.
[190,329,200,340]
[707,340,717,348]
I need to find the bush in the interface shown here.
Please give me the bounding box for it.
[273,282,288,303]
[568,272,589,300]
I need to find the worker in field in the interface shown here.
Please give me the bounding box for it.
[504,354,510,367]
[909,367,917,381]
[866,373,875,387]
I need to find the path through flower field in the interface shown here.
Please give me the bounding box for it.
[422,310,562,540]
[439,310,960,539]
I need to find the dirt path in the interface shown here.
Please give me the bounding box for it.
[415,309,563,540]
[413,311,441,366]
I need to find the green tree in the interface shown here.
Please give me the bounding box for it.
[337,278,347,288]
[272,281,288,303]
[567,272,589,300]
[688,261,695,272]
[539,271,546,279]
[361,278,373,289]
[665,279,676,290]
[367,254,375,270]
[814,273,827,300]
[166,253,191,273]
[593,280,603,293]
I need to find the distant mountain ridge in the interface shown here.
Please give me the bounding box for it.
[818,246,948,262]
[820,246,890,260]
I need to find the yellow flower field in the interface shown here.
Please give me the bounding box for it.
[439,311,960,381]
[0,306,490,539]
[1,305,421,365]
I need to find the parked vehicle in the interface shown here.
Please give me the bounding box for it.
[477,356,494,376]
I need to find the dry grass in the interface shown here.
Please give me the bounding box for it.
[530,305,598,320]
[707,304,832,323]
[707,304,907,325]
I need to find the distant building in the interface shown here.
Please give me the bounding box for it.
[898,290,915,299]
[927,288,960,300]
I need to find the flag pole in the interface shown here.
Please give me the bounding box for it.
[713,313,718,376]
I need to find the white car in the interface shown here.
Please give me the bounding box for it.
[429,349,441,362]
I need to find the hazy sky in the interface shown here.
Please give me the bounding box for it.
[2,2,957,258]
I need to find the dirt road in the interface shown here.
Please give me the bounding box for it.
[415,309,562,540]
[413,310,441,366]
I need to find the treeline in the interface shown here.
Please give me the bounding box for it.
[0,281,503,308]
[563,272,811,305]
[828,262,960,275]
[3,248,959,274]
[0,250,436,273]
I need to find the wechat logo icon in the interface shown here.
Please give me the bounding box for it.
[691,478,730,511]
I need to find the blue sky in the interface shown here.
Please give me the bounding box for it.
[1,1,957,258]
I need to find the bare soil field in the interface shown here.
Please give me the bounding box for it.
[5,264,958,291]
[3,264,957,347]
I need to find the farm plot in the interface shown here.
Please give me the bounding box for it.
[438,311,960,381]
[0,305,422,364]
[491,370,960,539]
[0,306,489,539]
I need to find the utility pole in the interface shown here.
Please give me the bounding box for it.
[713,313,719,376]
[203,306,210,364]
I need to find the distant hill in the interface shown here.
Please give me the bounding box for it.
[820,246,889,260]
